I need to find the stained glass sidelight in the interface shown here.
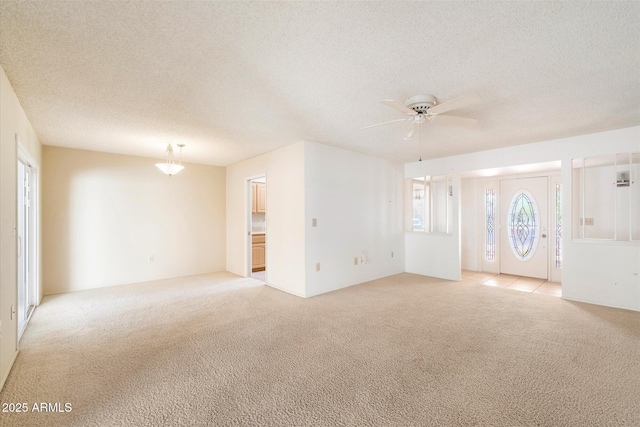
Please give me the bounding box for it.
[508,191,538,260]
[485,189,496,261]
[555,184,562,268]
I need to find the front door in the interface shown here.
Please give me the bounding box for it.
[499,177,548,279]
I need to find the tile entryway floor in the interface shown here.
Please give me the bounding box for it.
[461,270,562,297]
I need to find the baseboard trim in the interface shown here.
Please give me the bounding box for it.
[43,269,229,296]
[266,283,306,298]
[305,270,407,298]
[0,349,19,392]
[561,295,640,313]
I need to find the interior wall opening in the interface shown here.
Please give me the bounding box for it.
[460,161,562,297]
[247,175,267,283]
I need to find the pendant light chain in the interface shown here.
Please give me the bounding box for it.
[419,120,423,162]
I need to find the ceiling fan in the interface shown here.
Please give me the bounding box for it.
[363,94,481,139]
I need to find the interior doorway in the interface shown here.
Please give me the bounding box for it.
[17,153,38,339]
[247,175,266,283]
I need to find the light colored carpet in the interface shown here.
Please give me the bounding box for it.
[1,272,639,426]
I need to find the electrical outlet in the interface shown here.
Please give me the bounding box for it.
[391,252,394,258]
[316,262,321,272]
[585,218,594,226]
[354,257,358,265]
[312,218,317,227]
[148,255,155,263]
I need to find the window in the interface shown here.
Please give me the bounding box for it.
[485,188,496,261]
[412,178,427,231]
[508,190,538,260]
[408,174,451,233]
[621,152,640,241]
[572,155,616,239]
[573,152,640,241]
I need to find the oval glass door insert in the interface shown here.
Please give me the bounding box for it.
[508,190,539,260]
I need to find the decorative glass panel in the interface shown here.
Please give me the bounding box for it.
[508,190,538,260]
[485,189,496,261]
[555,184,562,268]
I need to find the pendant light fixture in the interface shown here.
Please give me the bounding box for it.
[155,143,185,176]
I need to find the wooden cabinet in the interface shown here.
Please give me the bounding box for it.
[252,234,266,271]
[251,182,266,214]
[250,181,266,271]
[256,183,266,213]
[251,184,257,213]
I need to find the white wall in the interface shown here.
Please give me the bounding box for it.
[563,241,639,310]
[579,165,616,239]
[0,66,42,389]
[405,173,462,281]
[405,126,640,311]
[42,146,226,294]
[461,178,480,271]
[303,141,405,297]
[226,142,306,297]
[227,141,405,298]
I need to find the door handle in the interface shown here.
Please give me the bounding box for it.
[541,234,547,238]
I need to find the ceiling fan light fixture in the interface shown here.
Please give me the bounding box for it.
[405,94,437,114]
[363,93,480,130]
[155,143,185,176]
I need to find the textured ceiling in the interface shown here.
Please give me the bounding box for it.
[1,1,639,166]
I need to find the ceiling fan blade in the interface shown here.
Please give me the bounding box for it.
[381,100,417,115]
[427,93,481,116]
[430,114,478,127]
[361,117,410,129]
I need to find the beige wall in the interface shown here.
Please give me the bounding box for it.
[0,66,42,388]
[43,146,226,294]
